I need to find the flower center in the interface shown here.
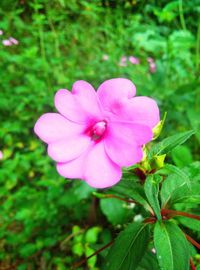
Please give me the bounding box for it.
[90,121,107,140]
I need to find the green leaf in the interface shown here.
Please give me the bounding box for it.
[137,250,160,270]
[154,221,190,270]
[160,164,191,207]
[144,175,162,220]
[100,198,132,225]
[85,227,102,244]
[176,216,200,232]
[110,176,150,210]
[104,222,150,270]
[171,145,193,168]
[148,130,195,159]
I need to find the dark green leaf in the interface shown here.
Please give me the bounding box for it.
[144,175,162,220]
[136,250,160,270]
[110,176,150,210]
[104,223,150,270]
[100,198,132,225]
[154,221,190,270]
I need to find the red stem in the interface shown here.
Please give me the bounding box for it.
[190,258,196,270]
[143,217,157,224]
[72,240,114,268]
[161,209,200,221]
[185,233,200,250]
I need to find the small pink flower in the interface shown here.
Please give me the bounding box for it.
[102,54,109,61]
[147,57,154,63]
[2,39,12,46]
[0,151,3,160]
[0,30,3,35]
[119,56,127,67]
[147,57,156,73]
[149,62,156,73]
[129,56,140,65]
[34,79,160,188]
[9,37,19,45]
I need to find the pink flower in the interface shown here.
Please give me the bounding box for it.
[2,37,19,46]
[102,54,109,61]
[0,151,3,160]
[129,56,140,65]
[2,39,12,46]
[0,30,3,35]
[34,79,159,188]
[149,62,156,73]
[147,57,154,63]
[147,57,156,73]
[9,37,19,45]
[119,56,127,67]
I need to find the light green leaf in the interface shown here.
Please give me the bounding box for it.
[104,222,150,270]
[144,175,162,220]
[177,216,200,232]
[85,227,102,244]
[171,145,193,168]
[154,221,190,270]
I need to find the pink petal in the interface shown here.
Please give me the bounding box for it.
[97,78,136,112]
[56,147,91,179]
[55,81,102,123]
[34,113,84,143]
[104,122,151,166]
[111,96,160,128]
[84,142,122,188]
[48,135,91,162]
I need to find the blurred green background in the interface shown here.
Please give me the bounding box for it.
[0,0,200,269]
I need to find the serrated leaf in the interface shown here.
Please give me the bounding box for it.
[104,223,150,270]
[144,175,162,220]
[148,130,194,159]
[154,221,190,270]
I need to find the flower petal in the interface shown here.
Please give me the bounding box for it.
[97,78,136,112]
[84,142,122,188]
[48,135,91,162]
[34,113,84,143]
[56,148,90,179]
[112,96,160,128]
[55,81,102,123]
[104,122,152,167]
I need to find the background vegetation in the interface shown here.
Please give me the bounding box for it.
[0,0,200,269]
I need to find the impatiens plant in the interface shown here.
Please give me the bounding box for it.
[34,79,200,270]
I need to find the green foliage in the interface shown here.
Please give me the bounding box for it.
[154,221,190,270]
[104,223,150,270]
[0,0,200,269]
[144,175,162,220]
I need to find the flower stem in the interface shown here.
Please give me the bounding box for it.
[161,209,200,221]
[185,233,200,250]
[190,258,196,270]
[72,240,114,268]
